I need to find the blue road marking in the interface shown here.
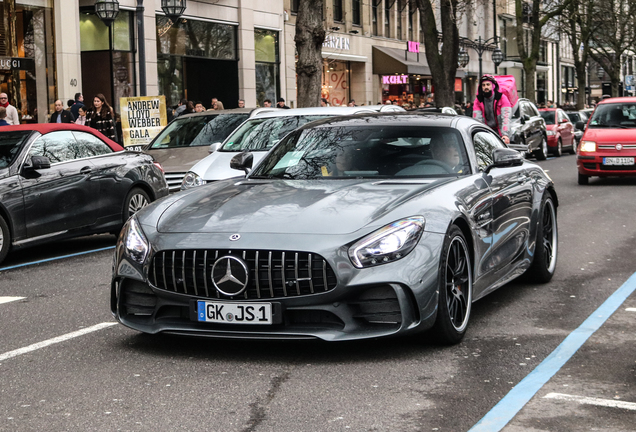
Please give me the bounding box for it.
[0,246,116,271]
[469,270,636,432]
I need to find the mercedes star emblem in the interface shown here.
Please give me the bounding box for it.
[211,255,249,296]
[229,234,241,241]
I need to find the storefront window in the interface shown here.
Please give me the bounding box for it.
[255,29,279,107]
[0,2,56,124]
[322,59,350,106]
[157,17,236,60]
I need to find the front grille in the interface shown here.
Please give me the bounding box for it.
[149,249,338,300]
[598,144,636,150]
[599,164,636,171]
[164,172,187,192]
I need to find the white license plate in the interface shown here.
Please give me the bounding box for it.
[197,301,272,325]
[603,157,634,165]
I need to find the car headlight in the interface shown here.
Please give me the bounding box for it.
[123,217,149,264]
[580,140,596,152]
[348,217,425,268]
[181,171,207,190]
[546,130,555,136]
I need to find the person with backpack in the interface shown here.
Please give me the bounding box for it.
[472,74,512,144]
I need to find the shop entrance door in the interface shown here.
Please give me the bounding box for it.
[184,58,239,109]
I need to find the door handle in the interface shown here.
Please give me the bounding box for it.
[80,167,92,174]
[516,175,529,184]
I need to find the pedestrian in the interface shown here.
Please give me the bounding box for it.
[213,101,225,110]
[185,100,195,114]
[194,101,206,112]
[174,98,188,117]
[347,99,356,107]
[210,97,218,109]
[472,74,512,144]
[263,99,272,107]
[0,92,19,125]
[70,93,84,120]
[321,98,329,107]
[49,99,74,123]
[86,93,117,141]
[464,101,473,117]
[0,107,9,126]
[238,99,245,108]
[277,97,290,109]
[75,106,87,126]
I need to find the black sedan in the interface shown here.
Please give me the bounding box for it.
[0,124,168,265]
[111,113,558,344]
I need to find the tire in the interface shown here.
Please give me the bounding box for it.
[567,140,576,155]
[123,187,151,221]
[0,215,10,265]
[554,139,562,157]
[534,135,548,161]
[527,194,558,283]
[431,225,473,345]
[578,173,589,185]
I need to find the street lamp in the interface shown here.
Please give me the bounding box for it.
[461,36,504,78]
[162,0,187,22]
[94,0,119,26]
[458,47,470,68]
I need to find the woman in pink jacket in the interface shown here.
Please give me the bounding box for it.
[472,75,512,144]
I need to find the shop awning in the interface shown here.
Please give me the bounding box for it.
[322,51,368,62]
[372,46,464,77]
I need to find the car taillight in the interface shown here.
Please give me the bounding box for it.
[153,162,164,173]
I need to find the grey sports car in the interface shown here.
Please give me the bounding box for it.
[111,113,558,344]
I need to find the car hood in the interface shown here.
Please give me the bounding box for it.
[582,128,636,143]
[190,151,269,181]
[156,179,445,235]
[144,146,210,173]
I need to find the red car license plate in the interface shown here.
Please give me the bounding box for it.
[603,157,634,165]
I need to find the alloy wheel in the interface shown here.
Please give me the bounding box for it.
[444,236,472,332]
[542,199,558,273]
[128,193,149,215]
[542,137,548,157]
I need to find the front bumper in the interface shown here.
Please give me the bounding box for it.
[111,231,446,341]
[577,153,636,176]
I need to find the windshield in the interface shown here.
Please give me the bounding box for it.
[0,131,31,169]
[540,111,555,125]
[250,125,470,180]
[149,113,248,149]
[589,103,636,128]
[221,115,332,152]
[567,113,581,123]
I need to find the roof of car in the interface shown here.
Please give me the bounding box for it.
[246,105,405,119]
[0,123,123,151]
[292,111,470,131]
[177,108,258,119]
[538,108,558,111]
[597,97,636,105]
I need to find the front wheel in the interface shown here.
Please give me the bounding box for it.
[527,195,558,283]
[123,187,151,221]
[431,226,473,344]
[0,215,10,265]
[578,173,589,185]
[534,135,548,161]
[554,139,562,157]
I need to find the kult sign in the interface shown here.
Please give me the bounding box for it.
[382,75,409,85]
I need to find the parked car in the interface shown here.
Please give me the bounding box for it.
[111,112,558,344]
[412,106,459,115]
[507,98,548,160]
[565,110,590,145]
[577,97,636,185]
[539,108,576,156]
[0,124,168,265]
[144,108,266,192]
[181,105,405,189]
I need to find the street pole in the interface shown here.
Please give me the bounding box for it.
[478,36,483,79]
[136,0,146,96]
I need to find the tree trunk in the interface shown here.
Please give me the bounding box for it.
[295,0,325,108]
[3,0,21,114]
[576,62,587,109]
[416,0,459,108]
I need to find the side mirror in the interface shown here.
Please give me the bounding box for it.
[561,118,569,123]
[230,151,253,175]
[208,142,222,154]
[576,121,585,131]
[484,148,523,173]
[30,156,51,170]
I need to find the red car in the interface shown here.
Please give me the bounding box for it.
[577,97,636,185]
[539,108,576,156]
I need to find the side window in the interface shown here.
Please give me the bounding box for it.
[529,104,540,117]
[473,131,505,170]
[29,131,76,164]
[520,102,532,118]
[72,132,113,157]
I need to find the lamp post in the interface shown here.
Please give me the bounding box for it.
[458,47,470,69]
[96,0,187,96]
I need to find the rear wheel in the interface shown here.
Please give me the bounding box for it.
[567,139,576,154]
[534,135,548,160]
[578,173,589,185]
[527,195,558,283]
[431,226,472,345]
[123,187,151,221]
[554,139,562,157]
[0,215,10,265]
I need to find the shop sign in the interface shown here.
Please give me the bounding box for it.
[120,95,168,149]
[383,75,409,85]
[323,36,350,50]
[407,41,420,53]
[0,57,35,71]
[455,78,463,92]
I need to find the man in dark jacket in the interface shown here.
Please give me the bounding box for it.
[70,93,84,120]
[50,99,74,123]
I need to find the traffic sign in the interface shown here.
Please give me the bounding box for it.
[625,75,635,86]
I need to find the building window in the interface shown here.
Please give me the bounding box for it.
[408,8,414,41]
[352,0,361,25]
[290,0,299,14]
[373,1,379,35]
[333,0,343,22]
[385,0,391,38]
[255,29,280,107]
[397,0,403,40]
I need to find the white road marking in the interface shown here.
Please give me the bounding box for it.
[626,308,636,312]
[0,322,118,362]
[544,393,636,411]
[0,296,25,305]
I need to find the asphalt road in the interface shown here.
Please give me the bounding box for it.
[1,154,635,432]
